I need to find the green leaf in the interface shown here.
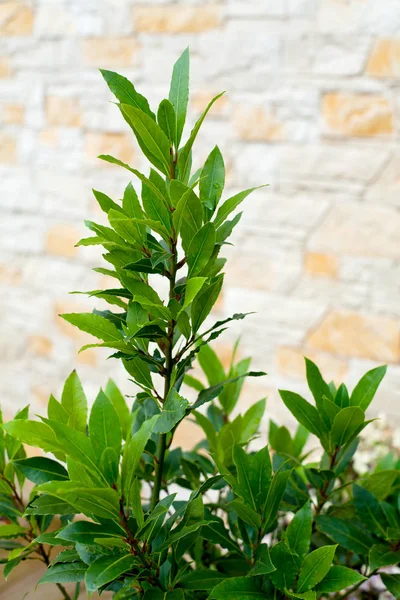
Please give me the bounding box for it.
[122,181,144,220]
[85,554,135,594]
[121,415,159,498]
[233,445,257,509]
[296,545,337,593]
[180,569,226,590]
[200,145,225,212]
[60,313,124,344]
[369,544,400,570]
[362,470,398,500]
[157,98,176,145]
[57,521,122,545]
[353,484,388,538]
[330,407,365,449]
[121,104,171,175]
[263,466,292,530]
[192,371,265,410]
[141,169,172,228]
[270,541,300,592]
[0,524,26,538]
[172,185,203,245]
[108,208,143,246]
[105,379,130,440]
[381,573,400,599]
[248,543,276,576]
[197,343,226,386]
[305,357,333,409]
[187,222,216,277]
[101,69,155,119]
[228,498,261,529]
[181,277,207,311]
[209,576,265,599]
[178,91,225,181]
[191,275,224,333]
[38,562,87,585]
[286,501,312,560]
[153,389,189,434]
[61,370,87,432]
[25,494,75,516]
[248,445,272,512]
[350,365,387,411]
[92,189,123,215]
[169,47,189,147]
[214,186,267,228]
[38,481,120,520]
[157,520,212,551]
[12,457,68,485]
[220,357,252,416]
[316,515,374,555]
[279,390,327,441]
[2,420,59,454]
[89,389,122,455]
[315,566,366,593]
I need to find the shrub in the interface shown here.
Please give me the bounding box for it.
[1,50,398,600]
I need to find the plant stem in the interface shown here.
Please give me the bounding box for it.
[150,234,177,510]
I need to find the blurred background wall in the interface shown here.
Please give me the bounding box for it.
[1,0,400,435]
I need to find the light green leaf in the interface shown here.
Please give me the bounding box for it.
[105,379,131,440]
[38,562,87,586]
[169,47,189,147]
[0,524,26,538]
[12,457,68,485]
[181,277,207,311]
[60,313,124,344]
[214,185,267,228]
[228,498,261,529]
[305,357,333,410]
[61,370,87,433]
[121,415,159,498]
[350,365,387,411]
[248,543,276,576]
[2,420,60,454]
[330,407,365,449]
[191,275,224,332]
[157,98,176,145]
[85,554,135,594]
[200,145,225,213]
[108,208,143,246]
[286,501,312,560]
[381,573,400,599]
[187,222,216,277]
[89,390,122,455]
[57,521,122,545]
[101,69,155,119]
[297,545,337,593]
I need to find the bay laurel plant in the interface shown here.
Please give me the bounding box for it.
[0,49,398,600]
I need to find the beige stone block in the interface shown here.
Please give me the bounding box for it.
[233,105,284,141]
[76,347,97,367]
[0,264,21,285]
[2,103,24,124]
[277,346,348,384]
[133,6,221,33]
[192,91,229,117]
[306,310,400,362]
[0,57,11,78]
[365,153,400,208]
[0,3,33,35]
[46,96,81,127]
[322,93,393,137]
[45,224,80,258]
[0,133,17,163]
[173,416,204,451]
[308,204,400,259]
[225,254,273,291]
[39,127,59,147]
[83,38,139,67]
[85,132,134,166]
[28,335,53,357]
[304,252,338,278]
[367,39,400,78]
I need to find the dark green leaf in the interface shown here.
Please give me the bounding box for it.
[200,145,225,212]
[296,545,337,593]
[12,457,68,485]
[101,69,155,119]
[209,576,265,599]
[286,501,312,560]
[187,222,216,277]
[157,98,176,145]
[214,186,267,228]
[315,566,366,593]
[316,515,373,555]
[38,562,87,585]
[89,389,122,455]
[350,365,387,411]
[381,573,400,599]
[85,553,135,594]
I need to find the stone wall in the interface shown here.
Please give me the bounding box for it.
[1,0,400,439]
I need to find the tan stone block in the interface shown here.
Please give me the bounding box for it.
[306,310,400,362]
[45,224,80,258]
[308,204,400,259]
[225,254,273,291]
[2,103,24,124]
[277,346,348,384]
[233,105,284,141]
[192,91,229,116]
[133,6,221,33]
[0,133,17,163]
[322,93,393,137]
[28,335,53,357]
[367,39,400,78]
[0,3,33,35]
[39,127,59,147]
[0,58,12,78]
[83,38,139,67]
[0,264,21,285]
[76,347,97,367]
[85,132,135,166]
[304,252,338,278]
[46,96,81,127]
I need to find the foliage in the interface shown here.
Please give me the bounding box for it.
[0,50,398,600]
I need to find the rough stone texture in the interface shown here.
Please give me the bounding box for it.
[322,92,394,137]
[1,0,400,434]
